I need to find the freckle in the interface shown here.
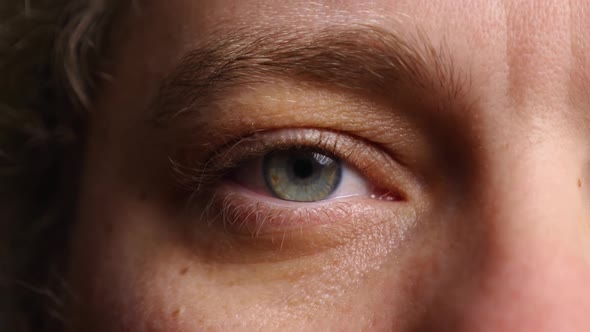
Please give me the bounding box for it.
[578,179,583,188]
[180,267,189,275]
[172,307,184,319]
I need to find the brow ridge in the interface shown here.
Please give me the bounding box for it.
[152,24,462,122]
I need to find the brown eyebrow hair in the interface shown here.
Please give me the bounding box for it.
[152,24,465,123]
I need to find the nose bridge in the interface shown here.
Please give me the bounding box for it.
[460,131,590,330]
[423,1,590,329]
[483,133,583,239]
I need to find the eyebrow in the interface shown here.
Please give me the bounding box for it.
[152,25,465,123]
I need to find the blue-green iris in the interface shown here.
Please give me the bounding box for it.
[263,149,342,202]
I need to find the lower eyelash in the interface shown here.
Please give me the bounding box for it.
[197,183,359,237]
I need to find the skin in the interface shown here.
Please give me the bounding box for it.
[69,0,590,331]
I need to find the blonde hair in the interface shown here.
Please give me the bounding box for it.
[0,1,119,330]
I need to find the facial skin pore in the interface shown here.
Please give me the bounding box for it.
[70,1,590,331]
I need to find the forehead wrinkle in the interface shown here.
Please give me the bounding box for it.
[151,24,465,123]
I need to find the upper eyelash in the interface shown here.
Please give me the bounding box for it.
[171,129,359,191]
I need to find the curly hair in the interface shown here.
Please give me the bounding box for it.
[0,0,120,330]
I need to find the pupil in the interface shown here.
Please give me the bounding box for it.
[292,157,314,179]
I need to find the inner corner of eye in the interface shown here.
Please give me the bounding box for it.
[369,186,402,202]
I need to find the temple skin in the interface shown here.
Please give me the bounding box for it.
[69,0,590,331]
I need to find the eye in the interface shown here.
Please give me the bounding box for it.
[232,147,373,203]
[173,129,406,235]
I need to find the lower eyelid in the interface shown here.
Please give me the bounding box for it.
[200,181,401,237]
[187,186,417,263]
[205,182,351,232]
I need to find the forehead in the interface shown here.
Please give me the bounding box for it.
[113,0,590,125]
[141,0,584,50]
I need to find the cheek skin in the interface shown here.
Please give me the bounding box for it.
[69,119,442,331]
[69,186,441,331]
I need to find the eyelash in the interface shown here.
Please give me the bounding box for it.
[172,128,404,236]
